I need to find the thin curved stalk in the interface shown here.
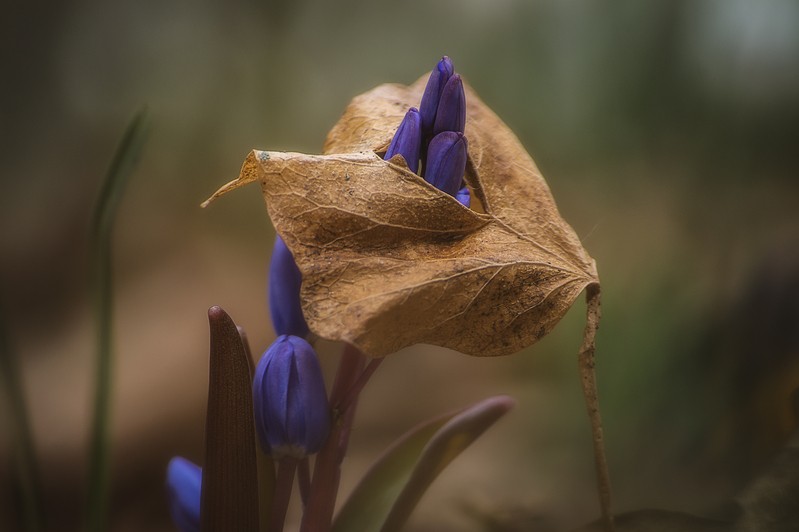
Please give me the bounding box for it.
[85,108,149,532]
[270,458,298,532]
[578,284,614,532]
[336,357,383,415]
[0,306,44,532]
[300,343,366,531]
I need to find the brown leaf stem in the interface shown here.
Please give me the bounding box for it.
[298,457,311,508]
[269,458,297,532]
[301,344,366,532]
[256,449,275,532]
[577,284,614,532]
[335,357,384,415]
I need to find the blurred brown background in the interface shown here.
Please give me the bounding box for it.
[1,1,798,530]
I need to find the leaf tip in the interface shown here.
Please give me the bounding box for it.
[202,150,265,208]
[386,153,411,171]
[207,304,226,321]
[484,394,517,414]
[207,305,240,341]
[452,394,516,430]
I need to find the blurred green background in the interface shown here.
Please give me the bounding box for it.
[2,1,798,530]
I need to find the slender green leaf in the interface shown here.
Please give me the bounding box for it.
[380,395,515,532]
[333,395,515,532]
[85,108,149,532]
[332,413,452,532]
[201,306,259,532]
[0,305,44,532]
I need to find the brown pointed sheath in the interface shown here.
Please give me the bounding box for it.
[201,306,259,532]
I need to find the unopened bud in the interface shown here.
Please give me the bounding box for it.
[433,74,466,136]
[384,107,422,173]
[424,131,468,197]
[268,236,309,338]
[253,335,330,459]
[419,56,455,134]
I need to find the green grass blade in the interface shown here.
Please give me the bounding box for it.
[85,108,150,532]
[332,413,453,532]
[379,395,515,532]
[0,305,44,532]
[332,395,515,532]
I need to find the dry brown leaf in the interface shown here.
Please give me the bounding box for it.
[205,72,614,530]
[205,75,598,358]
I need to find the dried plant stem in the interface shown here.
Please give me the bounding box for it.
[301,343,366,532]
[336,357,383,414]
[578,284,614,532]
[256,449,276,532]
[297,457,311,507]
[270,458,298,532]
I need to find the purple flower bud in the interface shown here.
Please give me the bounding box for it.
[433,74,466,136]
[166,457,201,532]
[419,56,454,134]
[455,185,471,208]
[424,132,468,197]
[253,335,330,459]
[384,107,422,173]
[269,236,309,338]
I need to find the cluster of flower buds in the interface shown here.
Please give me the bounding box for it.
[385,56,470,207]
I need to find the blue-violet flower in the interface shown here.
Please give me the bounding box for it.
[385,56,470,207]
[455,185,471,208]
[432,74,466,136]
[253,335,330,459]
[384,107,422,173]
[268,236,309,338]
[419,56,454,134]
[166,457,201,532]
[424,131,468,197]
